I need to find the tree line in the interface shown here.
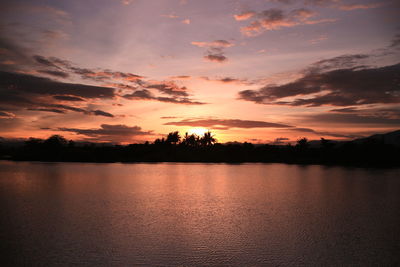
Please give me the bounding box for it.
[0,131,399,167]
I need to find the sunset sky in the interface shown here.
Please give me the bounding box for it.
[1,0,399,143]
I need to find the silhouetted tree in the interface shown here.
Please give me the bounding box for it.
[166,131,180,145]
[200,131,216,146]
[296,137,309,150]
[44,135,68,149]
[154,138,166,145]
[182,132,199,147]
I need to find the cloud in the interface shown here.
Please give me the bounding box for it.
[58,124,153,142]
[0,70,118,117]
[192,40,233,63]
[91,110,114,118]
[182,19,191,24]
[37,69,69,78]
[33,55,144,82]
[123,89,205,105]
[305,54,370,73]
[239,8,336,36]
[191,40,234,48]
[303,113,400,125]
[164,118,292,129]
[204,54,227,63]
[338,3,383,11]
[30,55,204,104]
[271,0,384,11]
[329,106,400,119]
[146,81,189,96]
[201,76,253,85]
[53,95,85,101]
[169,75,191,80]
[238,63,400,107]
[234,12,256,21]
[0,71,115,99]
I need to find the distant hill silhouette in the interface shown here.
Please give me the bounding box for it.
[352,130,400,146]
[1,130,399,167]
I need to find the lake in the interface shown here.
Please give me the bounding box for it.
[1,161,399,266]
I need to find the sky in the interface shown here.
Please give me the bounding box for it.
[0,0,399,144]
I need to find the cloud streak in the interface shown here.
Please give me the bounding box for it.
[59,124,153,142]
[164,118,292,129]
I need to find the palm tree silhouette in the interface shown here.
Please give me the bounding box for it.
[200,131,216,146]
[166,131,180,145]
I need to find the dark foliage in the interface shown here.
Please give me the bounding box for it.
[0,132,399,167]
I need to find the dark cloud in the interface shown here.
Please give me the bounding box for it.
[305,54,370,73]
[32,55,144,83]
[0,71,115,98]
[146,82,189,96]
[33,55,61,69]
[164,118,292,129]
[239,63,400,107]
[204,54,227,63]
[58,124,153,142]
[123,89,205,105]
[0,71,117,117]
[330,107,358,113]
[37,69,69,78]
[192,40,232,63]
[29,55,203,105]
[329,106,400,120]
[91,110,114,118]
[53,95,85,101]
[203,46,229,63]
[202,76,252,85]
[303,113,400,125]
[28,108,65,114]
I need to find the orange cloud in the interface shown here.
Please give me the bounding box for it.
[234,11,256,21]
[191,40,234,48]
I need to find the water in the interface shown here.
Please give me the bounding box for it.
[0,161,399,266]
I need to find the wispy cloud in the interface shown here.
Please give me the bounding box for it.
[239,8,336,36]
[59,124,153,143]
[164,118,292,130]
